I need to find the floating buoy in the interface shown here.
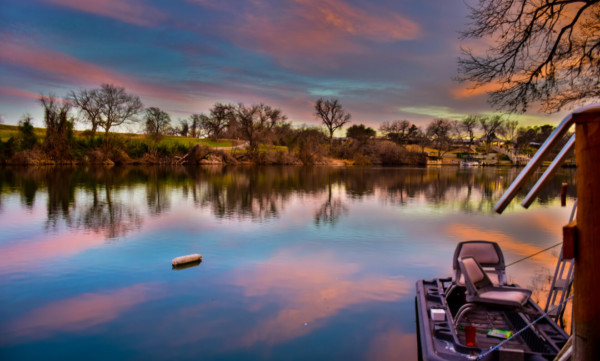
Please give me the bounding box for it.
[172,254,202,267]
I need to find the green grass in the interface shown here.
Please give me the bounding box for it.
[228,144,288,156]
[158,136,233,148]
[0,124,45,141]
[0,124,234,148]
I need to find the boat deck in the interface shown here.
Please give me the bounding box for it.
[416,277,568,361]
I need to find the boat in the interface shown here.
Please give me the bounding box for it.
[415,241,569,361]
[459,161,479,167]
[416,104,600,360]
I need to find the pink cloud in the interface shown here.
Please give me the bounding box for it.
[0,37,190,103]
[5,283,161,344]
[0,231,104,273]
[194,0,420,69]
[229,250,411,346]
[41,0,167,27]
[153,249,411,350]
[0,86,41,101]
[293,0,419,42]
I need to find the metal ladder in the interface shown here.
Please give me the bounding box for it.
[545,201,577,326]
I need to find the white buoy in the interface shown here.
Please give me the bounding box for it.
[172,254,202,267]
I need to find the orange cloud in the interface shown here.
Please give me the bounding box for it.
[445,223,557,266]
[293,0,419,41]
[528,212,568,236]
[451,81,504,99]
[40,0,167,27]
[366,328,418,361]
[229,250,411,346]
[0,36,190,103]
[6,283,160,344]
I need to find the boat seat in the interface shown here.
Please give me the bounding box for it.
[453,257,531,326]
[459,257,531,308]
[452,240,507,287]
[457,272,500,286]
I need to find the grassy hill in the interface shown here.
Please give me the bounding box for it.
[0,124,234,148]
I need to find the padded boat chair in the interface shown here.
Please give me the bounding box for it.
[454,256,531,326]
[452,241,507,287]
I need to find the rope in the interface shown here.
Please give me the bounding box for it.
[475,295,574,360]
[505,242,562,267]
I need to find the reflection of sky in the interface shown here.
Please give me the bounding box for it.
[0,168,573,360]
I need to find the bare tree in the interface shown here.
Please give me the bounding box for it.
[414,126,430,154]
[144,107,171,140]
[426,118,453,157]
[478,115,505,151]
[458,0,600,112]
[96,84,143,135]
[380,120,411,144]
[292,127,328,165]
[235,103,286,156]
[314,98,351,146]
[258,105,287,131]
[40,95,72,160]
[460,116,479,150]
[515,126,537,154]
[207,103,235,140]
[451,120,463,139]
[499,119,519,153]
[69,88,102,136]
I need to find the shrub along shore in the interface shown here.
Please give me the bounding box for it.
[0,124,426,166]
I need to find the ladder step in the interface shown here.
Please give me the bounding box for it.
[545,243,575,316]
[552,279,568,289]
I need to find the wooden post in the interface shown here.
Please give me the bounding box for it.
[573,112,600,361]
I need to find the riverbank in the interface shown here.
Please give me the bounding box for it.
[1,124,427,167]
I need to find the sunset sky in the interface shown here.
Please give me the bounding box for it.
[0,0,567,130]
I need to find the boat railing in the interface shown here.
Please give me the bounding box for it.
[493,103,600,213]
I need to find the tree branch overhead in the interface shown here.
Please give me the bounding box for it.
[458,0,600,112]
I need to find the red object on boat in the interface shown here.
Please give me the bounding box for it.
[465,326,476,347]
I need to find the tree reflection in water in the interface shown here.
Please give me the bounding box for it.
[0,166,577,238]
[315,179,347,227]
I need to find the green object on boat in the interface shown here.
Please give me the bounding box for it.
[487,328,513,339]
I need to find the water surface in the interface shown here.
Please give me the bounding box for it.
[0,166,576,360]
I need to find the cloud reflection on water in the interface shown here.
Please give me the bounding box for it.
[3,283,161,345]
[142,249,411,356]
[446,223,558,266]
[366,328,418,361]
[229,249,411,347]
[0,231,103,273]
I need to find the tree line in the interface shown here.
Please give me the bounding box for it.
[0,83,556,166]
[376,116,556,158]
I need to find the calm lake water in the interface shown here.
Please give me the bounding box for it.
[0,166,576,361]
